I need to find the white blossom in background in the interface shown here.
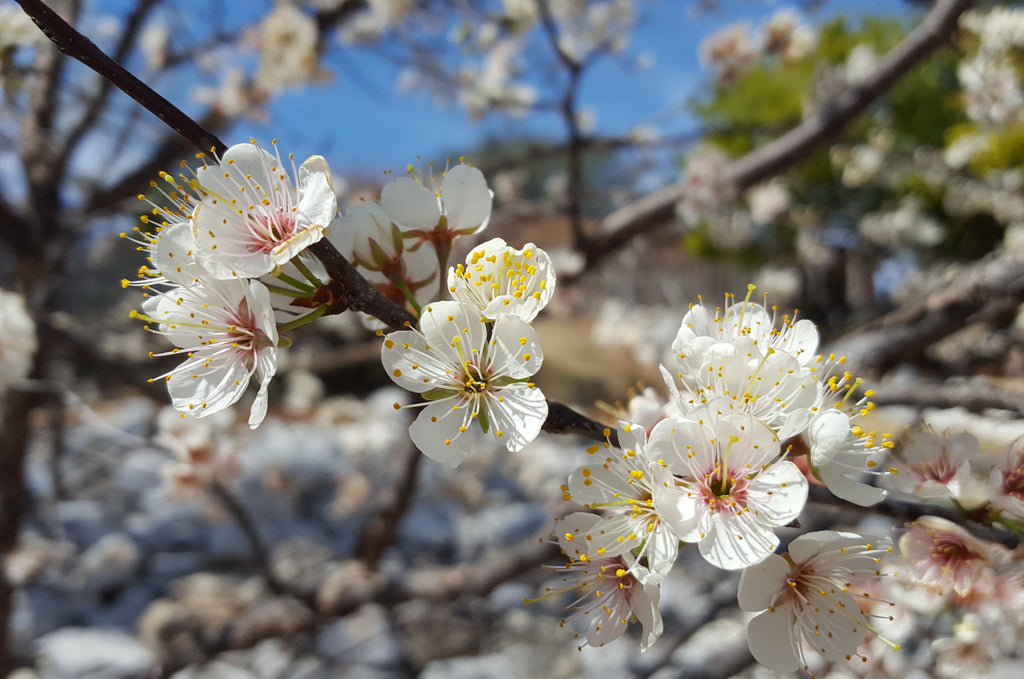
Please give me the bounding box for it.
[136,278,279,428]
[835,142,886,188]
[447,238,555,323]
[931,613,1004,679]
[844,43,878,85]
[650,404,808,570]
[961,7,1024,54]
[139,22,168,72]
[338,0,410,43]
[253,3,322,92]
[746,179,791,224]
[888,430,978,499]
[456,38,537,119]
[0,288,37,390]
[547,0,635,62]
[738,531,896,674]
[675,146,734,227]
[533,512,663,651]
[859,196,945,248]
[382,300,546,466]
[958,54,1024,128]
[762,8,816,61]
[193,68,266,121]
[899,516,1004,596]
[943,132,990,170]
[0,4,50,49]
[565,421,679,583]
[988,439,1024,519]
[706,209,754,250]
[191,142,337,279]
[380,164,492,244]
[700,22,762,85]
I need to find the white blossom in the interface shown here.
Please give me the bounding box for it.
[534,511,663,651]
[447,237,555,323]
[650,404,808,570]
[380,164,492,242]
[382,300,547,466]
[738,531,895,673]
[565,422,679,583]
[136,278,279,428]
[191,142,337,279]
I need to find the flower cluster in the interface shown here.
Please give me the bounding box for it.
[125,140,338,427]
[379,234,556,466]
[536,285,897,665]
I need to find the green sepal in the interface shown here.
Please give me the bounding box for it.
[422,388,457,401]
[476,405,489,434]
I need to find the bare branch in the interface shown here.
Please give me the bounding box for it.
[584,0,974,266]
[829,253,1024,375]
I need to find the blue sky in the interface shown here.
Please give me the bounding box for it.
[227,0,915,175]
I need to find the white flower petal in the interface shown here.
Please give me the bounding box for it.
[486,383,547,452]
[737,553,789,611]
[409,399,473,467]
[440,164,492,233]
[381,177,441,232]
[746,607,801,673]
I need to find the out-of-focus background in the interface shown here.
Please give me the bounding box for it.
[4,0,1024,677]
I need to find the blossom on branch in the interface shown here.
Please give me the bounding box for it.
[191,142,338,279]
[738,530,896,673]
[530,511,663,651]
[134,278,279,428]
[382,300,547,466]
[651,403,808,570]
[447,237,556,323]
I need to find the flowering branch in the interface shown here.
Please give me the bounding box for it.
[581,0,974,267]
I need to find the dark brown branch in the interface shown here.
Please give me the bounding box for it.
[583,0,974,266]
[15,0,227,156]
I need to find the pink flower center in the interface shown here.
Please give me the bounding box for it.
[249,209,299,254]
[699,470,749,514]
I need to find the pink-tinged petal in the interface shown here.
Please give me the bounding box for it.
[408,399,473,467]
[747,460,808,526]
[746,607,801,673]
[699,511,780,570]
[737,553,789,611]
[191,201,276,279]
[486,383,546,452]
[381,330,453,394]
[487,315,543,379]
[440,165,492,233]
[381,177,441,232]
